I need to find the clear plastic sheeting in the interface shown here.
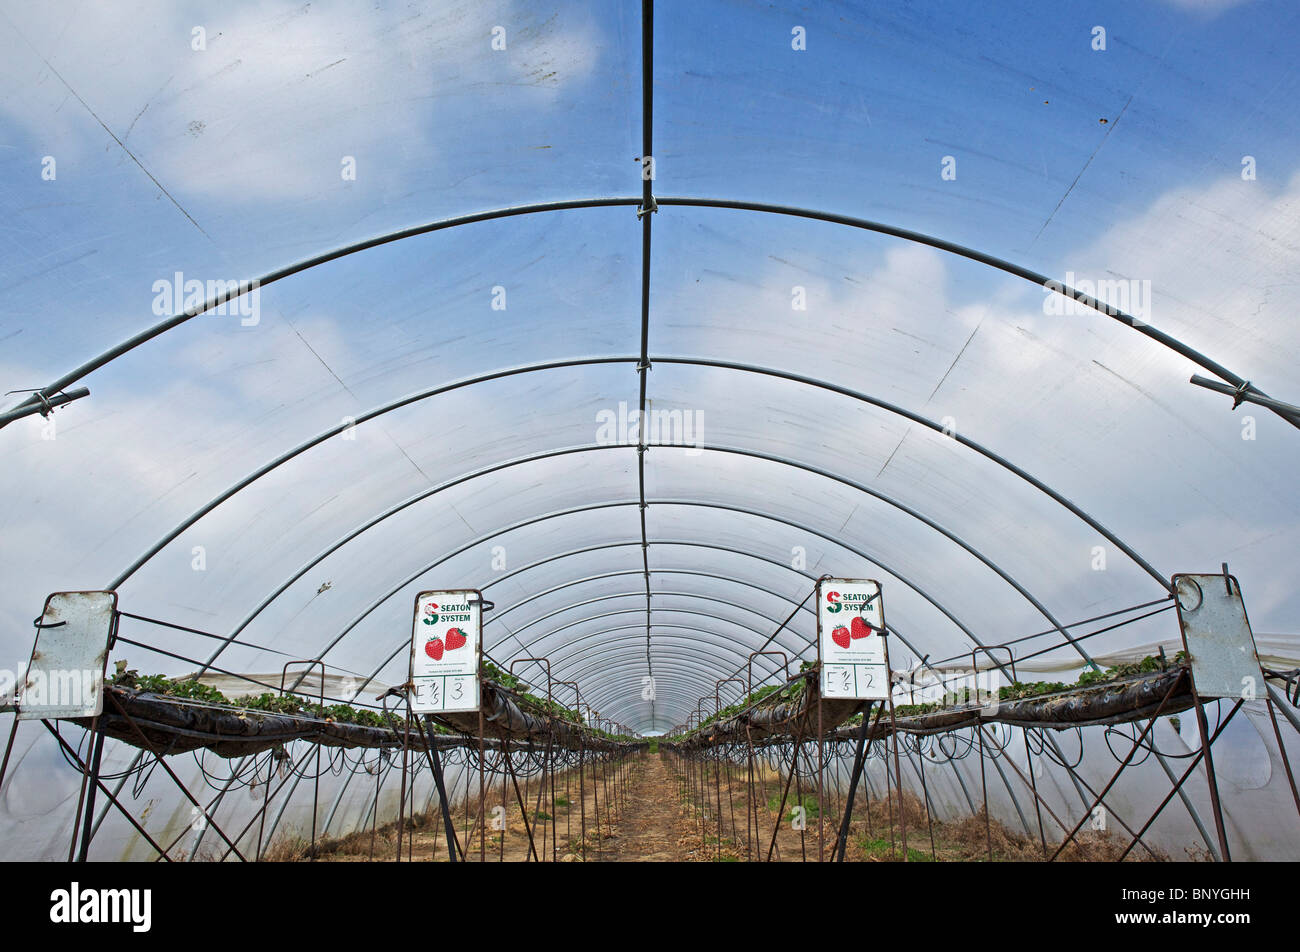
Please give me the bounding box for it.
[0,0,1297,861]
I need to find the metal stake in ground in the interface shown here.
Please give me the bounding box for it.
[833,700,875,862]
[421,719,460,861]
[881,627,908,861]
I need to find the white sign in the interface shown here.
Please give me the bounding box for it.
[18,591,116,720]
[1173,573,1264,700]
[817,578,888,700]
[409,590,481,713]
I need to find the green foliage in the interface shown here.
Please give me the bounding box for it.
[120,671,227,705]
[515,692,583,724]
[479,661,585,725]
[479,661,524,692]
[858,835,932,862]
[682,674,812,739]
[996,680,1070,702]
[476,663,642,739]
[842,651,1190,727]
[890,702,943,718]
[998,651,1186,703]
[108,666,417,731]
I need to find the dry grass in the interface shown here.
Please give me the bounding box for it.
[850,791,1173,862]
[676,761,1182,863]
[262,808,442,862]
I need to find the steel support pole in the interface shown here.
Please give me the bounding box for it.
[833,701,875,862]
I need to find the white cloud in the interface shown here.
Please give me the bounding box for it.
[0,1,602,202]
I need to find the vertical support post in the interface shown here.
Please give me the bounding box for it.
[1025,728,1047,858]
[73,724,105,862]
[745,724,755,861]
[422,721,459,862]
[1264,696,1300,821]
[1188,675,1232,862]
[817,681,825,862]
[478,709,486,863]
[834,700,874,862]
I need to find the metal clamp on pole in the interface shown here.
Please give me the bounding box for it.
[0,387,90,426]
[1190,374,1300,418]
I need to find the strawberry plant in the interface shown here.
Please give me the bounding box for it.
[104,667,446,733]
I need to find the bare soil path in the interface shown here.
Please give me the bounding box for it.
[602,753,692,862]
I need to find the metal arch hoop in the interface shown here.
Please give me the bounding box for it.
[106,359,639,591]
[305,497,992,689]
[193,474,989,680]
[107,357,1167,617]
[488,591,807,651]
[498,605,806,673]
[154,428,1115,678]
[502,606,810,717]
[6,196,1290,430]
[686,444,1101,667]
[566,641,807,707]
[200,495,977,702]
[0,199,640,430]
[488,569,818,626]
[654,356,1169,590]
[501,629,792,719]
[561,643,778,701]
[482,538,818,593]
[97,355,1170,698]
[269,490,1069,734]
[555,645,760,690]
[549,648,780,710]
[566,642,814,719]
[353,609,802,701]
[161,488,1041,728]
[650,197,1296,428]
[488,584,815,684]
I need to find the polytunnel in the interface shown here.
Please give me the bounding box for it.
[0,0,1297,894]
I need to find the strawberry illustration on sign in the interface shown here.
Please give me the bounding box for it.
[423,603,439,625]
[831,626,851,650]
[445,628,467,651]
[424,637,445,661]
[850,615,876,639]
